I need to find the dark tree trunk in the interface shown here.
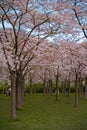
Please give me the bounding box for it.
[62,80,66,94]
[29,76,33,103]
[43,79,46,95]
[61,81,64,93]
[10,70,16,119]
[46,81,49,94]
[85,78,87,86]
[16,73,25,109]
[74,74,79,107]
[79,78,83,98]
[16,78,22,109]
[66,80,70,104]
[55,75,59,101]
[85,78,87,99]
[20,76,25,105]
[49,79,53,96]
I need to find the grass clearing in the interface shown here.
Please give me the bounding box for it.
[0,93,87,130]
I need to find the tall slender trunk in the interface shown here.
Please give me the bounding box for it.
[79,78,83,98]
[62,80,67,94]
[85,78,87,86]
[29,76,33,103]
[55,75,59,101]
[49,79,53,96]
[75,74,78,107]
[61,81,64,93]
[16,78,22,109]
[10,70,16,119]
[20,76,25,105]
[43,79,46,95]
[66,80,70,104]
[85,78,87,99]
[16,73,25,109]
[46,81,49,94]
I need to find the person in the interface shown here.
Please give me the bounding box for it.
[8,88,11,95]
[6,90,10,96]
[6,88,11,96]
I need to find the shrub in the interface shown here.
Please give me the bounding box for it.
[70,86,75,93]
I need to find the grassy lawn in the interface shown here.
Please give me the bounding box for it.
[0,93,87,130]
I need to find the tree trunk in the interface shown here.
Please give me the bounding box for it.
[79,78,83,98]
[16,74,25,109]
[85,78,87,99]
[62,80,66,94]
[29,76,33,103]
[74,74,78,107]
[16,78,21,109]
[66,80,70,104]
[49,79,53,96]
[20,76,25,105]
[43,79,46,95]
[10,70,16,119]
[85,78,87,86]
[61,81,64,93]
[55,75,59,101]
[46,81,49,94]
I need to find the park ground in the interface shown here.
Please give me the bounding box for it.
[0,93,87,130]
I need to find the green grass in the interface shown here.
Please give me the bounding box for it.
[0,93,87,130]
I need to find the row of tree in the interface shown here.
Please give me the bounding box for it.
[0,0,87,119]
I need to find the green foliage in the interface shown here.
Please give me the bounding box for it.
[26,82,57,93]
[34,83,43,93]
[0,82,7,94]
[0,81,76,94]
[70,86,75,93]
[26,82,75,94]
[0,94,87,130]
[26,83,43,93]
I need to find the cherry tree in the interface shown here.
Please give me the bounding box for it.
[34,42,54,95]
[0,0,87,119]
[60,41,86,106]
[0,0,63,119]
